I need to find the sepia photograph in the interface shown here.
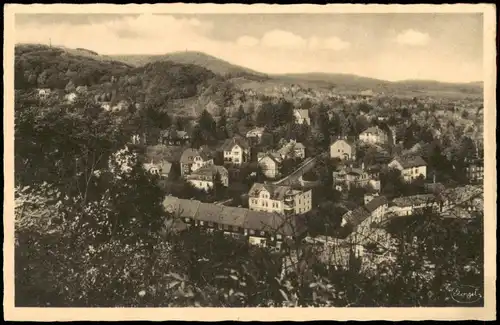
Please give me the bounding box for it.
[3,3,496,321]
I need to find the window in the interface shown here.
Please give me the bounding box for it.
[277,234,282,240]
[249,229,255,235]
[200,221,204,226]
[260,231,265,236]
[185,217,190,223]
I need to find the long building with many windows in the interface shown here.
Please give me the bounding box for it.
[162,196,306,248]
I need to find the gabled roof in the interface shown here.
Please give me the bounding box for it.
[161,196,301,236]
[342,206,371,228]
[246,127,265,136]
[391,194,436,207]
[178,199,202,218]
[364,196,388,213]
[392,155,427,169]
[294,109,310,119]
[248,183,292,200]
[180,147,213,164]
[221,137,250,151]
[330,138,355,148]
[180,148,199,164]
[360,126,387,136]
[187,165,228,180]
[258,152,282,164]
[196,203,224,223]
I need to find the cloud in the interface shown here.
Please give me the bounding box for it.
[239,29,350,51]
[395,29,430,46]
[236,35,259,48]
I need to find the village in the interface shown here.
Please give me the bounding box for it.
[109,91,485,270]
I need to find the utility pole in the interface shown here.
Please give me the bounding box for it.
[49,38,52,48]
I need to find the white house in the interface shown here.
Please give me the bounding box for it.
[37,88,51,99]
[186,165,229,191]
[278,140,306,160]
[246,127,266,143]
[330,138,356,160]
[65,92,78,104]
[222,137,250,166]
[248,183,312,215]
[388,156,427,182]
[359,126,389,145]
[180,147,214,177]
[293,109,311,125]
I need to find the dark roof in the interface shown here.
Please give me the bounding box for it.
[221,137,250,151]
[364,195,388,213]
[393,155,427,169]
[391,194,436,207]
[180,147,213,164]
[342,206,371,228]
[248,183,293,200]
[187,165,228,180]
[161,196,301,236]
[361,126,387,136]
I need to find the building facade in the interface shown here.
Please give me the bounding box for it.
[186,165,228,191]
[248,183,313,215]
[388,156,427,182]
[293,109,311,125]
[222,137,250,166]
[359,126,389,145]
[180,148,214,177]
[330,139,356,160]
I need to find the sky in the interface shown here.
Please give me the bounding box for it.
[14,13,484,83]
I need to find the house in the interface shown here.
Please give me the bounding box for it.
[464,158,484,183]
[277,140,306,160]
[222,137,250,166]
[102,103,111,111]
[257,153,282,179]
[359,126,389,145]
[65,92,77,104]
[143,160,172,178]
[330,138,356,160]
[388,156,427,182]
[293,109,311,125]
[387,194,439,217]
[131,133,147,145]
[37,88,51,99]
[112,100,129,112]
[332,164,380,191]
[159,130,191,146]
[248,183,312,215]
[186,165,228,191]
[75,85,88,94]
[179,147,214,177]
[162,196,305,248]
[246,127,266,144]
[363,194,389,224]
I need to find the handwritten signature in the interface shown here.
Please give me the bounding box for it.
[450,285,482,304]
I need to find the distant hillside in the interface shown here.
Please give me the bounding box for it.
[15,44,132,89]
[14,44,244,117]
[268,72,483,97]
[109,51,269,80]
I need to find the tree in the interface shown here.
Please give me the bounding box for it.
[216,110,229,140]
